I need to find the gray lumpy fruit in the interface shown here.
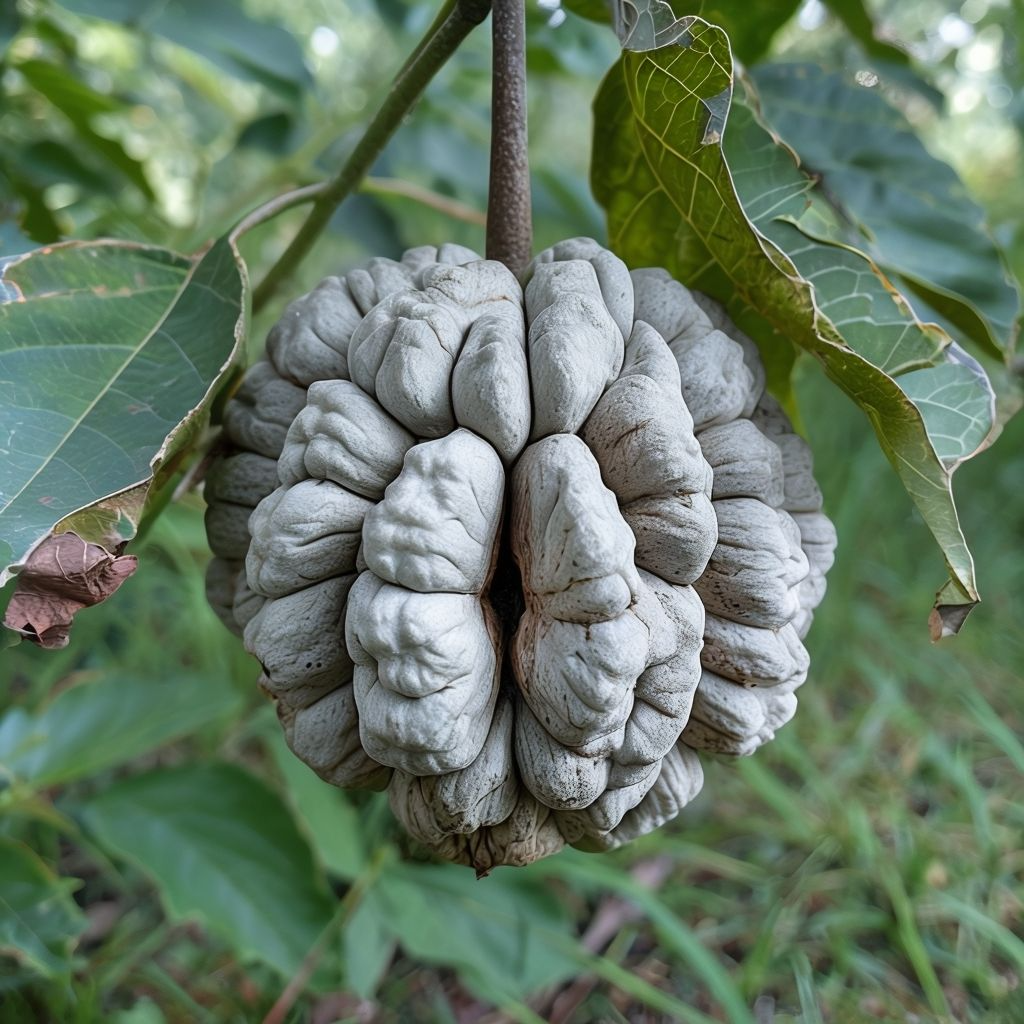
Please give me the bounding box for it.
[203,238,835,871]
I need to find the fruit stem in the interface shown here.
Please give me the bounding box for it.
[486,0,532,274]
[252,0,492,313]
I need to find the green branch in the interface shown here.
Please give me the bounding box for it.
[252,0,492,313]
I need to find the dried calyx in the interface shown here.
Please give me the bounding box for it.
[205,238,836,872]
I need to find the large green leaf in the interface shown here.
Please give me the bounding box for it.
[0,235,247,589]
[264,727,369,881]
[751,62,1020,357]
[56,0,312,101]
[592,24,995,633]
[372,862,579,1001]
[0,838,85,978]
[79,763,336,976]
[0,671,242,787]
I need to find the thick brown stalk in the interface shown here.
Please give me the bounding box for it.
[485,0,532,274]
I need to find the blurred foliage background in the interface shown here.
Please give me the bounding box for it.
[1,0,1023,1021]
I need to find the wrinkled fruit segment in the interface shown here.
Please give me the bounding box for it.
[204,239,835,871]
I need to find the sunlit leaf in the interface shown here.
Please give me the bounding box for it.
[57,0,313,101]
[15,59,154,200]
[820,0,911,66]
[689,0,800,63]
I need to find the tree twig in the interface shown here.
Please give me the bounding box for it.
[229,183,328,243]
[362,176,487,226]
[252,0,492,313]
[485,0,531,273]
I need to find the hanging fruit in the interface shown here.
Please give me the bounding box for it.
[204,236,835,871]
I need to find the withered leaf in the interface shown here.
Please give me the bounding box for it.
[4,533,137,649]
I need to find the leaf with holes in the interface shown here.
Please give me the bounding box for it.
[591,22,996,633]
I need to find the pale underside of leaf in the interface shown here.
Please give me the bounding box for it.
[750,62,1020,358]
[593,21,995,632]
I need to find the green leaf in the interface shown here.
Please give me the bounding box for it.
[0,838,85,978]
[606,0,800,61]
[0,671,243,787]
[561,0,611,24]
[58,0,312,101]
[0,175,61,245]
[0,5,21,59]
[264,728,368,881]
[373,862,578,1001]
[79,763,336,976]
[0,235,247,589]
[820,0,911,66]
[15,59,154,200]
[13,139,119,195]
[751,63,1020,358]
[592,25,995,633]
[342,886,395,999]
[237,111,296,155]
[689,1,801,64]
